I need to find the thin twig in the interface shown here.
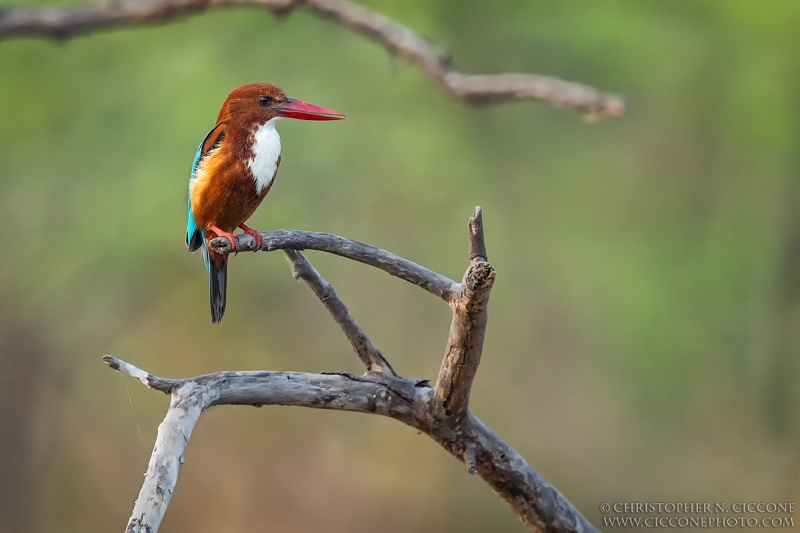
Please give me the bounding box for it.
[283,249,395,375]
[0,0,626,118]
[103,355,179,393]
[468,206,487,261]
[209,229,461,302]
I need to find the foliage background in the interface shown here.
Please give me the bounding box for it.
[2,1,800,531]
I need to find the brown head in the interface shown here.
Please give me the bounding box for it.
[216,83,346,127]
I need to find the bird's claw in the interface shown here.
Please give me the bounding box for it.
[224,234,238,253]
[238,224,263,251]
[209,225,238,253]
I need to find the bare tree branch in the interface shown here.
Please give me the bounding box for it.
[209,229,461,302]
[104,356,597,533]
[435,207,494,418]
[0,0,626,118]
[0,0,217,38]
[283,249,395,375]
[104,208,598,533]
[299,0,625,119]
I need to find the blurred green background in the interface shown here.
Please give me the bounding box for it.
[2,0,800,531]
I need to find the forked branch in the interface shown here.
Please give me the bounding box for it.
[107,208,598,533]
[0,0,626,118]
[283,249,395,375]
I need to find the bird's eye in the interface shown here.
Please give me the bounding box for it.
[258,96,273,107]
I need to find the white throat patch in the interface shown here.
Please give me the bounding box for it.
[248,117,282,194]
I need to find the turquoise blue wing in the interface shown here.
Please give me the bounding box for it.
[186,124,225,252]
[185,140,205,252]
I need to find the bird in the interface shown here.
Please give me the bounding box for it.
[186,83,346,323]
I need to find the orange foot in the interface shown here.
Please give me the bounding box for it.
[238,223,263,250]
[209,225,238,252]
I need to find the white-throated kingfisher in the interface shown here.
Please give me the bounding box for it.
[186,83,346,323]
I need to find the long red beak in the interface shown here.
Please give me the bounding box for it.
[274,98,346,121]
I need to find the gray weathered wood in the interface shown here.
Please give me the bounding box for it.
[105,357,597,533]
